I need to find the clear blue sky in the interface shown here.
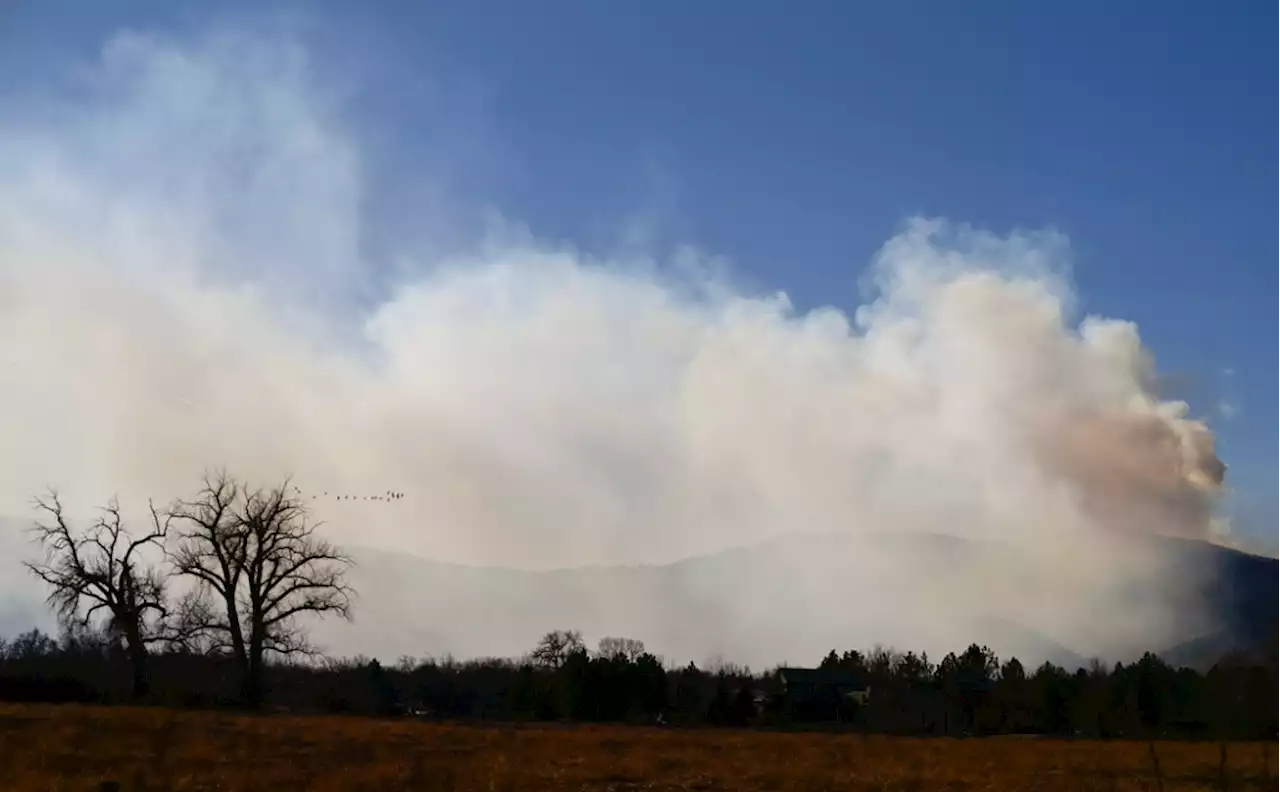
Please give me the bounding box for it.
[3,1,1275,548]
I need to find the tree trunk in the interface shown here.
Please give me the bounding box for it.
[243,619,265,709]
[124,632,149,699]
[242,654,263,709]
[129,645,149,698]
[222,593,254,707]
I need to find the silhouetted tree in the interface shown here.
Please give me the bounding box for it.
[995,656,1034,732]
[24,491,170,698]
[896,651,934,682]
[366,659,402,716]
[937,644,999,733]
[866,645,901,681]
[3,628,58,660]
[531,629,584,669]
[672,662,705,724]
[168,471,354,707]
[706,673,735,725]
[597,636,646,662]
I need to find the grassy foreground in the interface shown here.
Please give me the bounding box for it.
[0,703,1273,791]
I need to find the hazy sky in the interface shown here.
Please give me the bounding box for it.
[0,1,1272,560]
[1,1,1272,666]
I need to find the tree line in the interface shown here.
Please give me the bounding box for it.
[1,624,1274,739]
[6,473,1276,739]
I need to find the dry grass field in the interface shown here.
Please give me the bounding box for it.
[0,703,1273,791]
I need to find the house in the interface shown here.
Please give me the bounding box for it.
[778,667,871,704]
[776,667,870,721]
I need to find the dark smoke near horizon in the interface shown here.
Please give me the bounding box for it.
[0,26,1237,667]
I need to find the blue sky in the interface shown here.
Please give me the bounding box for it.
[3,1,1275,550]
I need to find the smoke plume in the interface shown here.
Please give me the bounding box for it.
[0,27,1230,665]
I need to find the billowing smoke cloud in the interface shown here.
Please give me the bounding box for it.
[0,26,1230,665]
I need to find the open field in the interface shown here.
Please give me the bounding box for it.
[0,704,1273,791]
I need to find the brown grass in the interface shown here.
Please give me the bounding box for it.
[0,703,1273,791]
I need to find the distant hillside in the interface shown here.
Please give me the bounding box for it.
[1,514,1274,670]
[1154,538,1278,670]
[308,531,1276,669]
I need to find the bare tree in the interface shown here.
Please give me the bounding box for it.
[531,629,585,669]
[23,491,170,697]
[168,471,354,707]
[597,636,647,662]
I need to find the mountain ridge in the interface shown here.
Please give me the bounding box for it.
[317,530,1275,669]
[2,518,1274,671]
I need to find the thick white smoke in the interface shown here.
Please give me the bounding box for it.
[0,27,1230,665]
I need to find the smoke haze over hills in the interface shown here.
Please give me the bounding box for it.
[0,25,1250,668]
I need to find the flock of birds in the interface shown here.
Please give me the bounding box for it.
[290,486,406,503]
